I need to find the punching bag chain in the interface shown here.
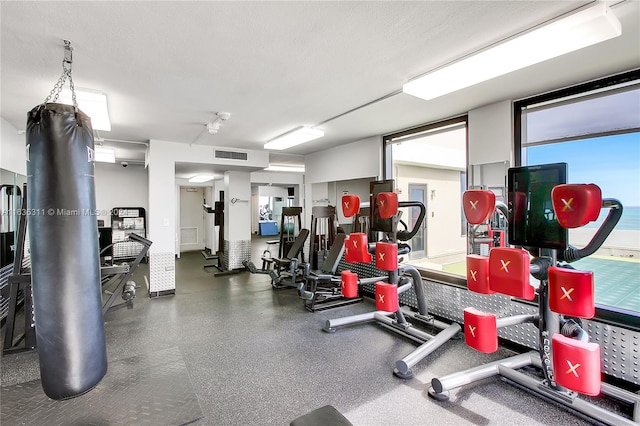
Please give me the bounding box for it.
[43,40,78,109]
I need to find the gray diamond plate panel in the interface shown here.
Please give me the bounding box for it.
[149,252,175,293]
[1,347,203,425]
[337,253,640,386]
[223,239,251,270]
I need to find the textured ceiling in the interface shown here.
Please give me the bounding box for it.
[1,1,639,170]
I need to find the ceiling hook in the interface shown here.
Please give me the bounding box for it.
[63,40,73,67]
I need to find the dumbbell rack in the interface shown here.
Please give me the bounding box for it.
[429,185,640,425]
[324,188,461,379]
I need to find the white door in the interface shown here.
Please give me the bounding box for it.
[179,187,205,253]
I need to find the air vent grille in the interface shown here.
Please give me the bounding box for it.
[214,150,247,160]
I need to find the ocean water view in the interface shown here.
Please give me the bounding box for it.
[584,205,640,231]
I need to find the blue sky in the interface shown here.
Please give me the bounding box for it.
[526,132,640,206]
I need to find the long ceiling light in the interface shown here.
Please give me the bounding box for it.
[264,126,324,150]
[264,164,306,173]
[188,175,214,183]
[403,2,622,101]
[59,88,112,131]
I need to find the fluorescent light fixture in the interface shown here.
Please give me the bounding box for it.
[94,146,115,163]
[59,88,112,131]
[264,164,306,173]
[188,175,214,183]
[403,2,621,101]
[264,126,324,150]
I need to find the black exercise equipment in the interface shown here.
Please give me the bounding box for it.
[309,205,337,270]
[299,233,364,312]
[2,184,36,355]
[1,184,21,268]
[24,40,107,400]
[100,232,152,315]
[429,163,639,425]
[278,206,303,258]
[290,405,353,426]
[202,190,225,271]
[324,180,460,379]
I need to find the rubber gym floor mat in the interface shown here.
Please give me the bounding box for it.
[0,347,203,425]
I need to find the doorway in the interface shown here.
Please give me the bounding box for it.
[179,187,205,253]
[408,183,427,259]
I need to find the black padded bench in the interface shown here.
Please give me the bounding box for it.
[290,405,352,426]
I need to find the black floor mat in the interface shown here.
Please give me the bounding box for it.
[1,347,203,425]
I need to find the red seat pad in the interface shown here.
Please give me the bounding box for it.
[488,248,534,300]
[375,282,398,312]
[552,184,601,229]
[548,266,595,318]
[463,308,498,353]
[341,194,360,218]
[466,255,494,294]
[552,334,601,396]
[377,192,398,219]
[463,190,495,224]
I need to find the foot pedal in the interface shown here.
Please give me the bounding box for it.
[242,260,258,273]
[552,334,601,396]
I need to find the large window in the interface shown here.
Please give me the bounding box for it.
[384,117,468,279]
[516,70,640,315]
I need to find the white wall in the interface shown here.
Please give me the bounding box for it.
[468,100,514,179]
[94,162,148,227]
[1,118,27,175]
[305,136,382,184]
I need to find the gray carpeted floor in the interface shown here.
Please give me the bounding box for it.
[0,236,629,425]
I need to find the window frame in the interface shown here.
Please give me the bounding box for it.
[382,115,469,286]
[514,68,640,331]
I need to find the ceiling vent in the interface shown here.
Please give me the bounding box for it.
[214,150,247,161]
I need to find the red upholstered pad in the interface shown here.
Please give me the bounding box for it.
[377,192,398,219]
[376,242,398,271]
[552,334,601,396]
[552,184,601,229]
[375,282,398,312]
[464,308,498,353]
[344,233,372,264]
[463,190,495,224]
[342,194,360,218]
[467,255,495,294]
[341,270,359,298]
[488,248,534,300]
[548,267,595,318]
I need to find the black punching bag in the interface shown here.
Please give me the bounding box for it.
[26,103,107,400]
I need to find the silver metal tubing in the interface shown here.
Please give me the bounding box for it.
[497,365,637,426]
[323,310,393,332]
[430,352,537,394]
[397,283,413,294]
[600,383,640,423]
[401,265,429,315]
[373,312,432,340]
[359,276,387,286]
[496,314,538,328]
[396,322,461,375]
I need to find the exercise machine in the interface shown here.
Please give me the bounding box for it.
[202,193,224,271]
[309,205,337,270]
[100,232,152,315]
[323,180,462,379]
[299,233,365,312]
[429,163,639,425]
[243,229,310,289]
